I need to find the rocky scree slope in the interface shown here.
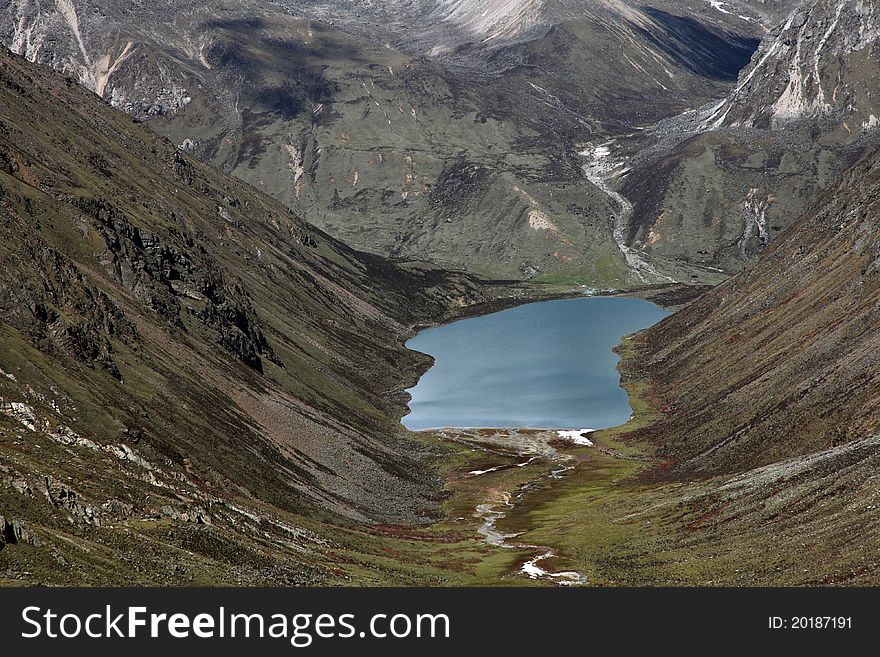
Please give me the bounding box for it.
[593,137,880,583]
[0,47,495,583]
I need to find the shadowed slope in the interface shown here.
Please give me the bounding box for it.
[0,47,491,531]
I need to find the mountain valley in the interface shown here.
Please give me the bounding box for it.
[3,0,880,587]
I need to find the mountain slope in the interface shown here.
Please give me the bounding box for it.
[2,0,769,283]
[487,132,880,587]
[0,46,509,583]
[704,0,880,130]
[631,141,880,476]
[615,0,880,274]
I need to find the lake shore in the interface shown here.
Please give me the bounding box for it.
[375,282,743,586]
[408,281,709,338]
[405,336,671,585]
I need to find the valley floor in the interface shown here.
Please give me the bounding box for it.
[391,336,880,587]
[4,284,877,586]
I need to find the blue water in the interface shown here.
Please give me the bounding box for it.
[403,297,669,431]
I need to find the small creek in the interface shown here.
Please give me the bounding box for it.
[410,297,670,585]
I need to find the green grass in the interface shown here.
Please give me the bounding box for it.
[533,249,630,287]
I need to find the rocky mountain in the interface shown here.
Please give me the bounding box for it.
[614,0,880,274]
[706,0,880,129]
[2,0,780,284]
[0,46,510,584]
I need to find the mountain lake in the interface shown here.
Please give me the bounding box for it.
[403,296,670,431]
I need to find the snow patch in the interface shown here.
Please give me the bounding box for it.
[521,552,588,585]
[705,0,731,15]
[468,466,503,476]
[557,429,595,446]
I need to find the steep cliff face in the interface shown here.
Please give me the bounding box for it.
[1,0,767,284]
[617,0,880,276]
[704,0,880,130]
[0,45,494,559]
[632,141,880,476]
